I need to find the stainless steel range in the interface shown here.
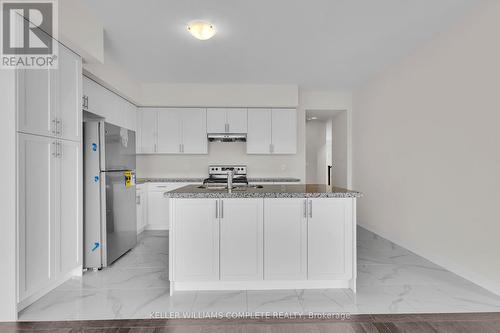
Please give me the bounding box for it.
[203,165,248,188]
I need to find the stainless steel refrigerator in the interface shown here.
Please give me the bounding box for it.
[83,121,137,269]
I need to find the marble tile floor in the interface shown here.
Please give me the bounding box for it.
[19,228,500,321]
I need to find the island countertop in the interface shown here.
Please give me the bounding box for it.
[164,184,362,199]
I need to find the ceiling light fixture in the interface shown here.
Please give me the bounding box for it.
[187,20,216,40]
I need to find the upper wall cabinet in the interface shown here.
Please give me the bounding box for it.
[82,77,137,131]
[207,108,247,133]
[18,43,82,142]
[137,108,207,154]
[247,108,297,154]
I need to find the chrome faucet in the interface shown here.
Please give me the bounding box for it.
[227,169,235,192]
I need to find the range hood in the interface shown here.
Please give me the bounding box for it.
[207,133,247,142]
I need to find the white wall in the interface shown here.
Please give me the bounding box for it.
[138,141,303,179]
[59,0,104,63]
[0,71,17,321]
[353,0,500,295]
[332,112,348,188]
[140,84,298,108]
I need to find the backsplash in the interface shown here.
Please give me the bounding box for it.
[136,142,304,179]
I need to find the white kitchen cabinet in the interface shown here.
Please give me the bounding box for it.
[180,108,207,154]
[308,198,353,280]
[247,108,297,154]
[17,68,53,137]
[206,109,227,133]
[18,43,82,142]
[219,199,263,281]
[227,109,248,133]
[143,183,196,230]
[207,108,247,133]
[173,199,219,281]
[157,109,181,153]
[57,139,82,274]
[18,134,56,300]
[271,108,297,154]
[247,109,272,154]
[82,77,137,132]
[54,45,82,142]
[264,198,307,280]
[138,109,157,153]
[18,134,82,303]
[147,189,170,230]
[136,185,147,233]
[138,108,207,154]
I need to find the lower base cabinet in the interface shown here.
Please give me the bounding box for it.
[264,198,307,280]
[18,134,82,304]
[220,199,263,281]
[173,199,219,281]
[171,197,355,288]
[307,198,353,280]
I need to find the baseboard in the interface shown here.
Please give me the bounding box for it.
[358,222,500,297]
[172,280,351,294]
[17,266,82,311]
[137,225,146,234]
[145,224,168,231]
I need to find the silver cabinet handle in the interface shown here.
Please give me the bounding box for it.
[221,200,224,219]
[58,119,62,137]
[215,200,218,218]
[182,143,184,153]
[303,199,307,218]
[136,195,141,205]
[52,119,57,135]
[58,141,62,158]
[309,200,312,218]
[52,141,57,157]
[154,143,157,153]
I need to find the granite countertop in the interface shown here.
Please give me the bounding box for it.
[136,177,301,184]
[164,184,362,199]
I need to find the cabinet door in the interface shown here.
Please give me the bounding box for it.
[173,199,219,281]
[227,109,247,133]
[138,109,157,153]
[136,190,145,233]
[220,199,263,280]
[147,191,170,229]
[264,199,307,280]
[18,134,56,300]
[181,108,207,154]
[206,109,226,133]
[272,109,297,154]
[57,140,82,274]
[56,44,82,142]
[247,109,272,154]
[157,109,182,153]
[308,199,353,280]
[17,68,54,137]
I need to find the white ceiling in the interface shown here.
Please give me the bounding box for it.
[85,0,484,90]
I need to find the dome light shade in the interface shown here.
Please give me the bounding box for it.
[187,21,216,40]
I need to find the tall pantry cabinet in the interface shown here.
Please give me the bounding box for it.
[17,43,83,309]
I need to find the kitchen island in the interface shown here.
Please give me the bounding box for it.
[165,184,362,295]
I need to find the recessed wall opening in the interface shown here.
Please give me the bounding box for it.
[305,109,348,187]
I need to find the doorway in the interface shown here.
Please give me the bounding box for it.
[306,110,348,188]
